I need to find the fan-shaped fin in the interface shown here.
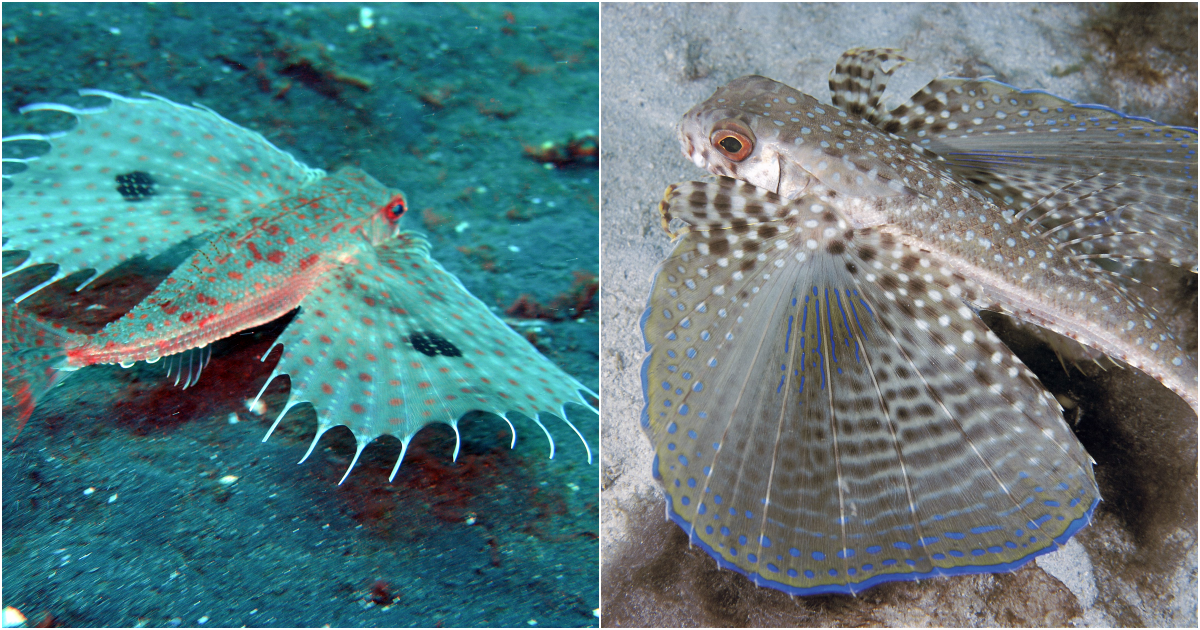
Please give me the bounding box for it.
[641,178,1099,595]
[252,232,595,473]
[826,49,1197,273]
[2,89,325,300]
[877,73,1196,271]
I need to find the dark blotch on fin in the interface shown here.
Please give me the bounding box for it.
[115,171,157,202]
[410,331,462,358]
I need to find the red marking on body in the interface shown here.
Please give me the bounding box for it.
[389,398,402,406]
[351,403,365,414]
[365,353,377,362]
[359,373,372,382]
[160,302,179,315]
[299,254,321,271]
[303,356,315,366]
[228,271,243,280]
[320,335,332,344]
[266,250,285,264]
[322,383,334,394]
[418,381,431,389]
[246,241,264,261]
[180,312,195,324]
[388,379,400,386]
[334,359,348,370]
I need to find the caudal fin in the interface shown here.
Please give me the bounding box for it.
[2,305,82,438]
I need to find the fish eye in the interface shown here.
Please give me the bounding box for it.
[710,121,754,162]
[381,194,407,220]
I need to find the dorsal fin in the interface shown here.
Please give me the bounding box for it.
[828,48,911,125]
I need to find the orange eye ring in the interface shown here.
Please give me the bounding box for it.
[710,121,755,162]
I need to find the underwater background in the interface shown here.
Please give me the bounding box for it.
[2,3,598,627]
[600,3,1195,627]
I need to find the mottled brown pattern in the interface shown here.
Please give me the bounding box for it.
[640,47,1195,596]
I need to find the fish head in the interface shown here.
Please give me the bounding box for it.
[679,75,917,202]
[369,190,409,245]
[326,167,409,246]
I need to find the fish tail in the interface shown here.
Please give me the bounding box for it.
[2,305,82,438]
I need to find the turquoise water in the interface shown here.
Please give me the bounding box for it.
[2,3,598,627]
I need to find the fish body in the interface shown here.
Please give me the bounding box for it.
[677,74,1196,405]
[642,49,1196,595]
[3,90,594,482]
[60,167,405,368]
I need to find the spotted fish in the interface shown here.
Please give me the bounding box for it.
[641,48,1197,595]
[2,90,595,483]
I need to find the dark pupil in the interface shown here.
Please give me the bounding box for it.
[718,136,743,154]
